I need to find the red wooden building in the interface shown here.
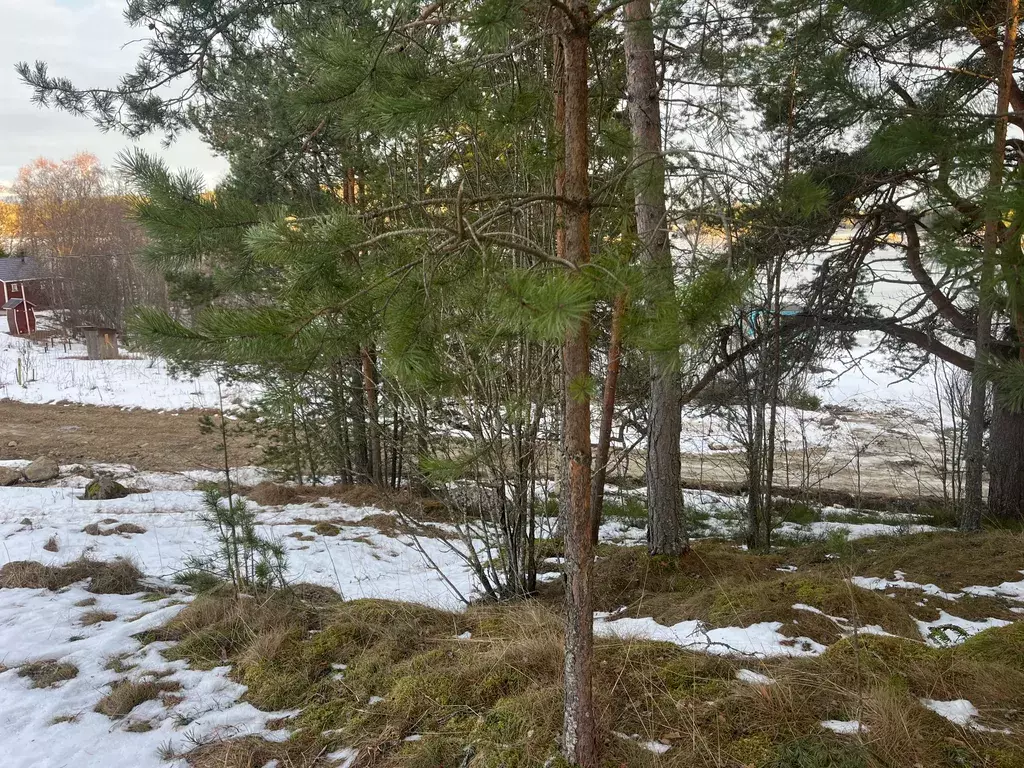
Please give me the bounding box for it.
[0,256,47,306]
[3,298,36,335]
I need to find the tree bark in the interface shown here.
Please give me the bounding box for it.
[624,0,686,555]
[361,345,384,486]
[349,357,369,483]
[988,383,1024,520]
[553,32,572,533]
[558,5,597,766]
[591,291,627,542]
[964,0,1019,530]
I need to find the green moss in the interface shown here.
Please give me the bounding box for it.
[729,733,778,766]
[242,656,314,710]
[959,622,1024,670]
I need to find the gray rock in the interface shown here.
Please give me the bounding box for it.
[0,467,22,486]
[6,440,16,447]
[84,476,130,500]
[820,416,837,427]
[23,456,60,483]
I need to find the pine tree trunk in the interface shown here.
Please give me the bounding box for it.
[361,346,384,486]
[988,383,1024,520]
[591,291,626,543]
[624,0,686,556]
[559,6,597,766]
[964,0,1018,530]
[349,358,369,483]
[553,33,572,534]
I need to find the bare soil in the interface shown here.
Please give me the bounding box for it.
[0,400,257,471]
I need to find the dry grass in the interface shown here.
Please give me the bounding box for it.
[80,609,117,626]
[807,530,1024,592]
[142,528,1024,768]
[242,481,445,518]
[179,735,309,768]
[311,521,340,536]
[17,660,78,688]
[94,678,182,718]
[105,653,136,673]
[0,557,144,594]
[83,521,147,536]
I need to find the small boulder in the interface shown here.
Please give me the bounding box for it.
[83,476,130,501]
[0,467,23,486]
[24,456,60,483]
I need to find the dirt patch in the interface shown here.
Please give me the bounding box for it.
[0,400,257,471]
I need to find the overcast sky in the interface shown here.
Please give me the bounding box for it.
[0,0,228,187]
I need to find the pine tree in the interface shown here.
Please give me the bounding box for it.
[732,0,1024,524]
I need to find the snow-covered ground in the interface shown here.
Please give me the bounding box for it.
[0,586,291,768]
[0,318,253,410]
[0,467,478,768]
[0,462,1016,766]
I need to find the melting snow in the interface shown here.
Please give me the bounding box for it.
[736,669,776,685]
[820,720,863,734]
[594,615,827,657]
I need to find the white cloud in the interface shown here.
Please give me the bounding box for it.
[0,0,228,185]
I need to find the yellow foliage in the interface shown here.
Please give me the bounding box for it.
[0,201,18,238]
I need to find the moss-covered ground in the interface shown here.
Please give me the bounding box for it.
[145,530,1024,767]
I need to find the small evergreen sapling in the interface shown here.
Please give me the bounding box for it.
[184,485,287,593]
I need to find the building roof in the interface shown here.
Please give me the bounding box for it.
[0,256,42,283]
[2,298,34,310]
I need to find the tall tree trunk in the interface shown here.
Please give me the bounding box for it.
[988,383,1024,519]
[553,33,572,533]
[361,345,384,486]
[559,6,597,766]
[591,292,627,543]
[624,0,686,555]
[964,0,1018,530]
[349,358,369,483]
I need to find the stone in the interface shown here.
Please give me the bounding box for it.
[819,416,837,427]
[0,467,23,486]
[23,456,60,483]
[708,442,732,451]
[6,440,16,447]
[19,518,31,526]
[83,476,131,501]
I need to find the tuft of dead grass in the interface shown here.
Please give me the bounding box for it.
[180,735,310,768]
[95,678,182,718]
[18,660,78,688]
[0,557,144,594]
[311,521,340,536]
[83,522,147,536]
[80,609,117,626]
